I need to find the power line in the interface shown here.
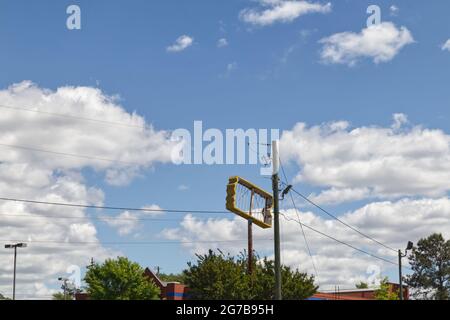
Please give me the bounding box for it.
[279,162,320,285]
[0,104,146,130]
[280,213,410,270]
[0,212,218,222]
[277,160,397,253]
[0,180,407,270]
[288,186,397,253]
[0,197,229,215]
[287,192,321,284]
[0,142,144,167]
[278,160,411,270]
[0,238,272,246]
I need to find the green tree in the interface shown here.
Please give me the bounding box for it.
[0,293,10,300]
[406,233,450,300]
[158,273,185,283]
[374,277,398,300]
[52,292,71,300]
[183,250,317,300]
[251,257,317,300]
[52,282,81,300]
[355,281,369,289]
[84,257,160,300]
[183,250,251,300]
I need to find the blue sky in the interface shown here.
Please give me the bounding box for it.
[2,1,450,130]
[1,0,450,296]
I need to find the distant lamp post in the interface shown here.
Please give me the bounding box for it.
[58,277,70,300]
[398,241,413,300]
[4,243,27,300]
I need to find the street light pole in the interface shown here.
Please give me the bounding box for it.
[398,249,403,301]
[398,241,413,300]
[13,246,17,301]
[4,243,27,300]
[58,277,69,300]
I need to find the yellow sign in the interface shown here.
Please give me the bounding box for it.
[226,176,273,229]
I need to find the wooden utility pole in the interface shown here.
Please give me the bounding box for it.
[272,140,282,300]
[248,190,255,274]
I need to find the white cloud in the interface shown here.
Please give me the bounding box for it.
[102,204,164,236]
[162,197,450,289]
[319,22,414,66]
[390,5,399,16]
[102,211,140,236]
[442,39,450,52]
[217,38,228,48]
[141,204,164,215]
[240,0,331,26]
[308,187,372,206]
[0,81,177,298]
[167,35,194,52]
[281,114,450,204]
[0,173,114,298]
[178,185,189,191]
[0,81,177,185]
[392,113,409,130]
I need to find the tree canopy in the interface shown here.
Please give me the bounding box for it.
[0,293,10,300]
[157,273,185,283]
[182,250,317,300]
[406,233,450,300]
[84,257,160,300]
[374,277,398,300]
[355,281,369,289]
[52,292,71,300]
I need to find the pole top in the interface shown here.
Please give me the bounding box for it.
[4,243,27,249]
[272,140,279,175]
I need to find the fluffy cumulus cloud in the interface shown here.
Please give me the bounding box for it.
[319,22,414,66]
[162,197,450,289]
[307,187,373,206]
[166,35,194,53]
[0,172,113,299]
[280,114,450,205]
[102,205,164,236]
[0,81,177,298]
[102,211,140,237]
[442,39,450,52]
[161,114,450,290]
[240,0,331,26]
[0,81,176,183]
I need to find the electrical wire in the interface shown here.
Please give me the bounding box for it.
[0,172,407,270]
[0,103,146,130]
[279,212,402,268]
[0,142,145,167]
[278,161,397,253]
[0,212,219,222]
[0,197,229,215]
[288,186,398,253]
[0,238,273,246]
[279,161,321,285]
[278,160,411,271]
